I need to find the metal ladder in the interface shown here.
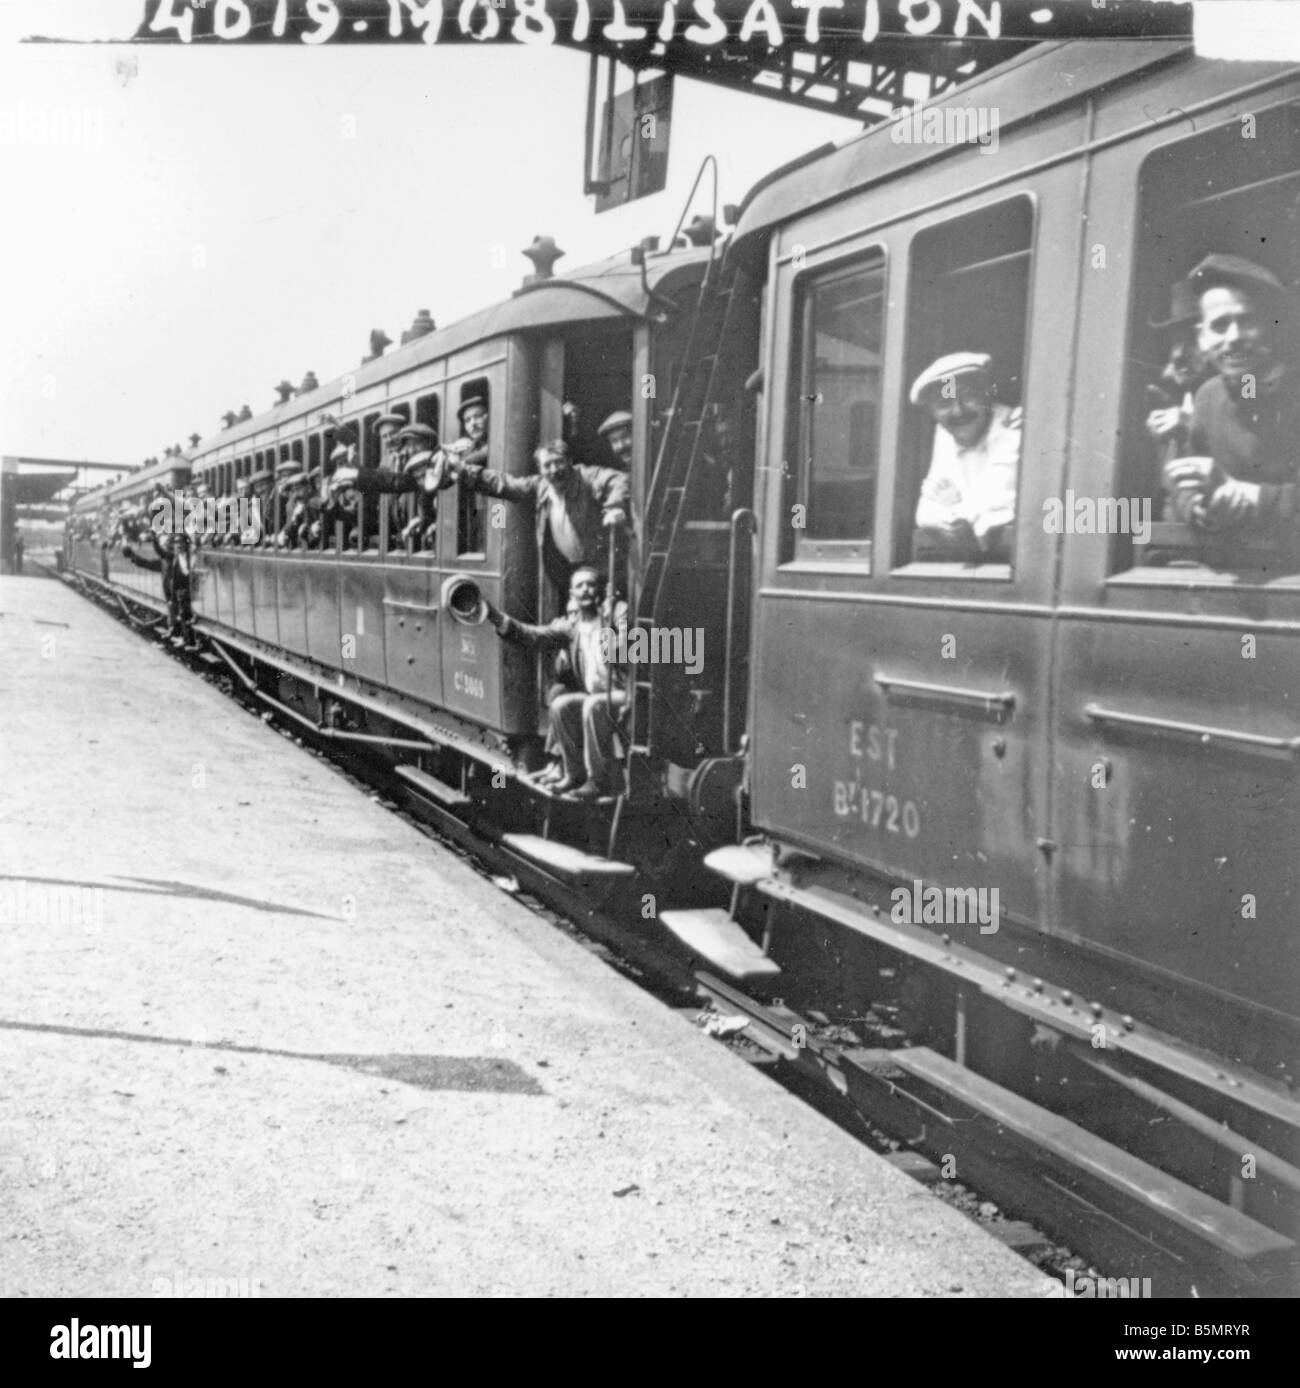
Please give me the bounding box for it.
[624,255,741,767]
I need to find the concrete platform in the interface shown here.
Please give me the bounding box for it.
[0,575,1055,1298]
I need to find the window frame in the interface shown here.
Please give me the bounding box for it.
[1109,107,1300,588]
[782,245,889,571]
[455,377,491,560]
[889,192,1036,582]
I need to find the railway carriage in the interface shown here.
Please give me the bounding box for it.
[669,37,1300,1238]
[80,245,721,817]
[67,453,192,606]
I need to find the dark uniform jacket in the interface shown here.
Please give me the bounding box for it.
[1177,366,1300,528]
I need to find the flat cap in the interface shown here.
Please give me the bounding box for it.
[597,410,633,438]
[909,351,992,405]
[1188,254,1287,304]
[457,394,488,420]
[398,422,439,447]
[375,413,406,432]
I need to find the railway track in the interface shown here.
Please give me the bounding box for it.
[54,562,1300,1299]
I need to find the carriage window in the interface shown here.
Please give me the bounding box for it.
[415,393,439,435]
[1117,103,1300,578]
[456,378,490,557]
[787,253,885,563]
[896,196,1032,571]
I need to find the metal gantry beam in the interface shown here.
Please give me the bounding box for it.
[571,31,1031,123]
[124,2,1194,126]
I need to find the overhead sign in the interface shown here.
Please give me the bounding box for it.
[132,1,1193,49]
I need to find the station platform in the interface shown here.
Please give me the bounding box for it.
[0,575,1054,1298]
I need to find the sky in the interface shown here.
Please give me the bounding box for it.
[0,1,858,472]
[1,1,1295,475]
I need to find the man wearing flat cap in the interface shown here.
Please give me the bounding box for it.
[349,421,450,551]
[375,412,406,465]
[1163,254,1298,536]
[275,471,315,549]
[456,395,490,468]
[1144,279,1211,467]
[400,423,447,550]
[910,352,1022,562]
[596,411,634,472]
[314,444,361,549]
[376,412,412,540]
[450,438,629,594]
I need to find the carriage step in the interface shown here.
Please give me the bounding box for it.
[703,843,774,886]
[659,909,781,982]
[500,834,636,884]
[395,764,471,808]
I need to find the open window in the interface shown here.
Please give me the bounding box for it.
[415,393,439,435]
[786,252,886,566]
[456,378,490,557]
[1117,103,1300,579]
[895,196,1032,573]
[562,326,634,471]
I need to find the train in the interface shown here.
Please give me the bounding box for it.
[65,37,1300,1285]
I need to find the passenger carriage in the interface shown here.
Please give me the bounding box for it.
[67,453,193,605]
[674,38,1300,1197]
[175,245,712,799]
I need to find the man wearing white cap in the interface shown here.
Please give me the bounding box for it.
[596,411,634,472]
[910,351,1021,562]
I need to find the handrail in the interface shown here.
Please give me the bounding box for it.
[1085,704,1300,760]
[723,508,757,756]
[875,674,1016,722]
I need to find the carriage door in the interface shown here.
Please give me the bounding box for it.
[754,187,1069,946]
[1053,108,1300,1030]
[382,390,444,705]
[867,192,1063,935]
